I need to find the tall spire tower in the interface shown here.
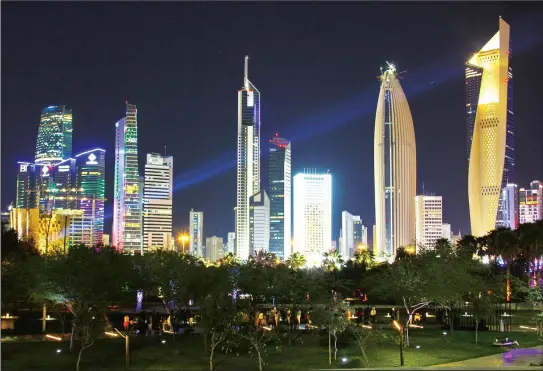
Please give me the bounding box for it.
[235,56,261,260]
[467,18,513,237]
[374,63,417,258]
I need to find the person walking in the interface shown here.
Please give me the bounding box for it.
[123,315,130,332]
[370,307,377,324]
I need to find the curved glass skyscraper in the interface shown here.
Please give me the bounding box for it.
[374,63,417,258]
[35,105,73,165]
[467,18,513,237]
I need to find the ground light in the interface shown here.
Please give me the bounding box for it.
[56,349,62,354]
[416,345,421,349]
[341,357,348,364]
[443,331,448,335]
[161,340,166,344]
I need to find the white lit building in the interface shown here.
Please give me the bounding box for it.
[226,232,235,255]
[293,171,332,266]
[501,183,519,229]
[189,209,204,257]
[340,211,368,258]
[519,181,543,224]
[441,223,452,243]
[415,195,443,251]
[205,236,224,262]
[143,153,173,250]
[235,56,261,261]
[249,190,270,255]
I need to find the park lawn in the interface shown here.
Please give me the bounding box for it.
[1,329,542,370]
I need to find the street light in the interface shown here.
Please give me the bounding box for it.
[393,320,405,366]
[177,233,190,254]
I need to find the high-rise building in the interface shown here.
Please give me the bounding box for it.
[249,190,270,255]
[143,153,173,250]
[501,183,519,229]
[340,211,367,258]
[70,149,106,246]
[205,236,225,262]
[50,158,77,211]
[113,103,143,254]
[268,134,292,260]
[415,195,443,251]
[226,232,236,255]
[35,105,73,165]
[467,18,514,237]
[189,209,204,257]
[236,56,261,261]
[519,181,543,224]
[441,223,452,243]
[293,171,332,266]
[374,63,417,258]
[16,162,37,209]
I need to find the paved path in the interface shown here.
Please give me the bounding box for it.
[429,345,543,369]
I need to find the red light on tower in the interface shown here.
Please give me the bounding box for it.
[275,132,279,137]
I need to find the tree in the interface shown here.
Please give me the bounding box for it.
[470,295,494,344]
[322,249,344,272]
[350,325,372,367]
[37,245,134,363]
[286,252,306,270]
[312,296,350,364]
[198,266,238,370]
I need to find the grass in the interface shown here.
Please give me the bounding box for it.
[2,329,542,370]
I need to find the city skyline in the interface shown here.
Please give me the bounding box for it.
[2,3,543,244]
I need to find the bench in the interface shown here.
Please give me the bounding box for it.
[492,337,519,347]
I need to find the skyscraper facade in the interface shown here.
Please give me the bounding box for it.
[467,18,514,237]
[415,195,443,251]
[501,183,519,229]
[340,211,366,258]
[189,209,204,257]
[143,153,173,250]
[226,232,235,255]
[374,63,417,258]
[113,103,143,254]
[236,56,261,261]
[70,148,106,246]
[205,236,225,262]
[519,181,543,224]
[293,171,332,266]
[249,190,270,255]
[16,162,37,209]
[268,134,292,260]
[35,105,73,165]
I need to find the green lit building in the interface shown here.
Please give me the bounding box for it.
[35,105,73,165]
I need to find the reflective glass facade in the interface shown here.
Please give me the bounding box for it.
[35,105,73,165]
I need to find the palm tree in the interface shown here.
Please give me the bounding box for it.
[322,249,344,272]
[352,249,376,269]
[286,252,306,270]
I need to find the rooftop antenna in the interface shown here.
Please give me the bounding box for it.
[244,55,249,89]
[422,182,425,195]
[164,145,167,157]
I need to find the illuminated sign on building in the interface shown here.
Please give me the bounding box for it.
[57,165,70,172]
[41,165,49,177]
[19,164,28,172]
[247,91,254,107]
[86,153,98,165]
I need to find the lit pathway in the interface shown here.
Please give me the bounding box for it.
[428,345,543,369]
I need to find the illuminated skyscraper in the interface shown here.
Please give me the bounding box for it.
[374,63,417,258]
[113,103,143,254]
[415,195,443,251]
[236,56,261,260]
[501,183,519,229]
[206,236,224,262]
[249,190,270,255]
[35,105,73,165]
[143,153,173,250]
[71,148,106,246]
[268,134,291,260]
[16,162,37,209]
[340,211,367,258]
[189,209,204,257]
[519,181,542,224]
[293,171,332,266]
[467,18,514,237]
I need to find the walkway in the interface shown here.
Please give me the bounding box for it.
[429,345,543,369]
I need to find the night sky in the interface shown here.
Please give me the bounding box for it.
[2,2,543,243]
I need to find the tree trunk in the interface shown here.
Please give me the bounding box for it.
[450,308,454,335]
[333,331,338,360]
[204,332,208,356]
[76,342,93,371]
[360,345,369,367]
[70,323,76,352]
[209,343,215,370]
[475,321,479,344]
[328,329,332,365]
[256,348,263,371]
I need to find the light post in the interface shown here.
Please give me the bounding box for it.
[393,320,405,366]
[177,233,190,254]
